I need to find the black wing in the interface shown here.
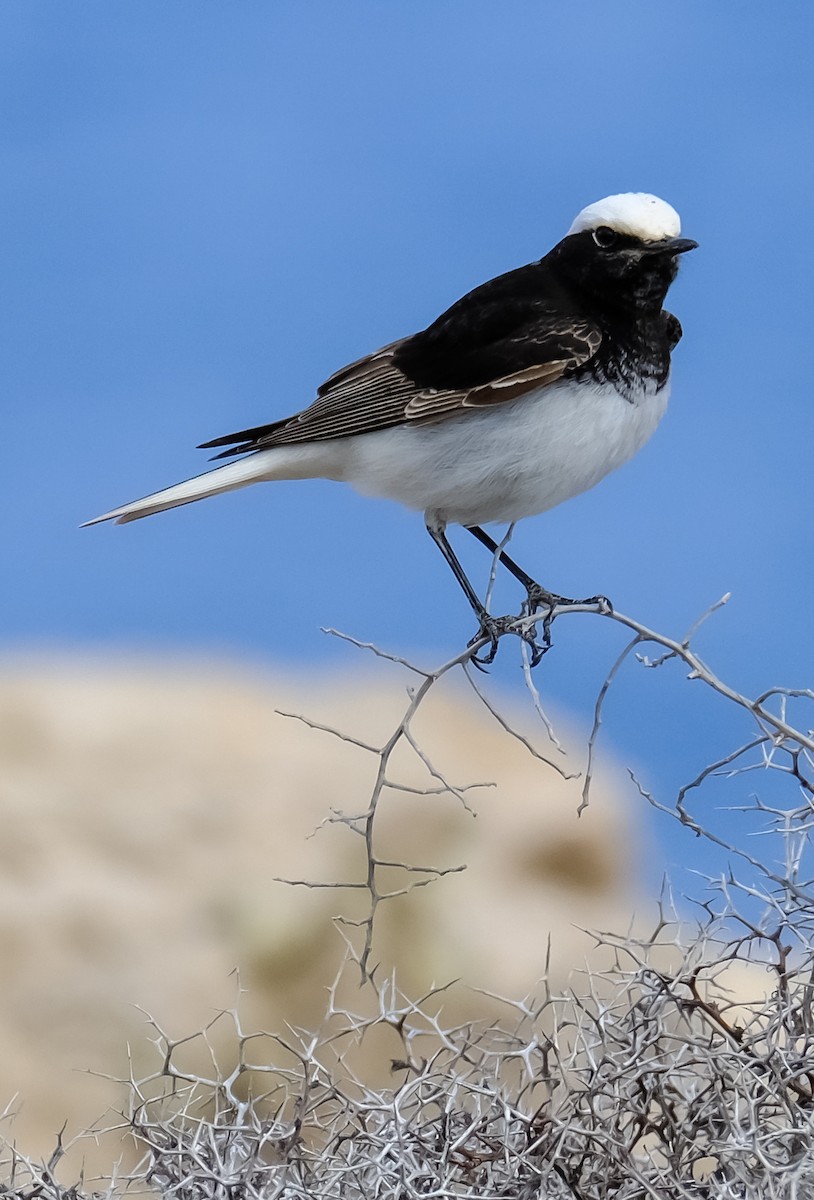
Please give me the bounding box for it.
[200,261,601,459]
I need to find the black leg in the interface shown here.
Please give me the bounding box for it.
[426,525,548,668]
[427,525,490,621]
[465,525,546,595]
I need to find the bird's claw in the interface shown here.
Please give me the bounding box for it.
[467,613,549,671]
[467,614,513,669]
[524,586,613,618]
[518,587,614,664]
[466,591,612,672]
[586,593,614,616]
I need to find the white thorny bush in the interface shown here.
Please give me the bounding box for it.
[3,582,814,1200]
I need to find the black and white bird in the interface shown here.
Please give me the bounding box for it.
[86,192,696,664]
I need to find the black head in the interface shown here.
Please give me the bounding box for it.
[547,193,697,314]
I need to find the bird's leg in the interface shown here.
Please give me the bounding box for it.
[426,525,542,668]
[465,525,613,656]
[426,525,521,666]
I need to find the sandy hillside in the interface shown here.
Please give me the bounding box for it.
[0,655,640,1176]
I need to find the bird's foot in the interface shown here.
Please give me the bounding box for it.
[466,591,612,672]
[524,584,613,616]
[467,612,549,671]
[467,613,514,669]
[522,586,613,655]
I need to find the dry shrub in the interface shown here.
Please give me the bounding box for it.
[2,595,813,1198]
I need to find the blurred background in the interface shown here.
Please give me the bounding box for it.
[0,0,813,1173]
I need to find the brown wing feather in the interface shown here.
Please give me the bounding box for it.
[201,320,602,456]
[405,360,571,419]
[315,338,407,394]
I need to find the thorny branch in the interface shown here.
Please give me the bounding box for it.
[3,584,814,1198]
[269,584,814,984]
[16,895,814,1200]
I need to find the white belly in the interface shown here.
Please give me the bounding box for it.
[335,377,670,528]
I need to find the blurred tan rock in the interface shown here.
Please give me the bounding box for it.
[0,654,639,1176]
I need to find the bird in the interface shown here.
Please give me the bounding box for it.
[85,192,696,665]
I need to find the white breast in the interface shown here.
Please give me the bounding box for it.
[336,376,670,528]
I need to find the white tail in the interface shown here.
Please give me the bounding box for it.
[81,452,280,526]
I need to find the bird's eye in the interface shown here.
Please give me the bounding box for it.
[592,226,618,249]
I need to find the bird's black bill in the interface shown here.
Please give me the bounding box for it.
[645,237,698,256]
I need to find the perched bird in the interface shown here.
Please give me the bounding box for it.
[85,192,696,664]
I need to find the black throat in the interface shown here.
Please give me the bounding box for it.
[574,306,678,401]
[547,231,682,400]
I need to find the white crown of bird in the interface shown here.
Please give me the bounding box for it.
[567,193,681,242]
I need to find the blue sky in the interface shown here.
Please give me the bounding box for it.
[2,2,813,885]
